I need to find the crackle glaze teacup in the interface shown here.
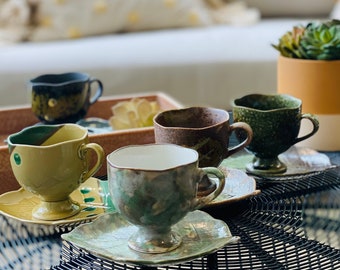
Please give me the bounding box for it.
[153,107,252,195]
[7,124,104,221]
[232,94,319,175]
[107,144,225,254]
[30,72,103,124]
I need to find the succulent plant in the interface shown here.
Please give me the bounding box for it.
[272,25,305,59]
[272,19,340,60]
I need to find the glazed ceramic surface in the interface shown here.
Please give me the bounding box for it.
[62,210,239,266]
[7,124,104,220]
[221,146,336,181]
[154,107,252,195]
[208,168,260,207]
[0,177,114,233]
[232,94,319,174]
[76,117,112,134]
[107,144,225,253]
[154,107,253,167]
[30,72,103,124]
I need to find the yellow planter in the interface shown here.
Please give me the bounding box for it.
[277,56,340,151]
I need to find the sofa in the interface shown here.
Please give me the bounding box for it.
[0,0,337,109]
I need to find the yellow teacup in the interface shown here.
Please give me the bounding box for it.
[7,124,104,221]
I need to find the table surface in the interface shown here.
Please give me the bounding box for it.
[1,151,339,270]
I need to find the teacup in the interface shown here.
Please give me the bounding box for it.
[107,144,225,254]
[7,124,104,220]
[30,72,103,124]
[153,107,252,195]
[232,94,319,175]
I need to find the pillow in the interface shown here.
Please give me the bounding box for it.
[0,0,31,43]
[29,0,215,41]
[242,0,335,17]
[0,0,260,42]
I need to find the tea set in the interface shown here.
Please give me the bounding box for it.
[0,72,324,265]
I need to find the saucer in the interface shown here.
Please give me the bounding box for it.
[221,146,337,182]
[62,210,240,267]
[76,117,112,134]
[0,177,115,233]
[206,168,260,208]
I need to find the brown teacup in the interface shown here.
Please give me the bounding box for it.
[153,107,253,194]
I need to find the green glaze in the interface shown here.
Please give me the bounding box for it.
[8,125,63,154]
[107,144,225,254]
[232,94,319,175]
[62,210,239,266]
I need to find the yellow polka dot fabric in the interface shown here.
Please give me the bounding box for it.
[28,0,218,41]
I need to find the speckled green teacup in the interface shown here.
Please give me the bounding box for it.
[30,72,103,124]
[232,94,319,175]
[107,144,225,254]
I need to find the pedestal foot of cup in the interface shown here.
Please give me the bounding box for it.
[246,156,287,175]
[128,227,182,254]
[32,197,81,221]
[197,174,217,197]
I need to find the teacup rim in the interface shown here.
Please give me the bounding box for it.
[7,123,88,150]
[153,106,229,130]
[29,72,90,87]
[232,93,302,112]
[107,143,199,171]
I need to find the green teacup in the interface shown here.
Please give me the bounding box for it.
[30,72,103,124]
[232,94,319,175]
[7,124,104,220]
[107,144,225,254]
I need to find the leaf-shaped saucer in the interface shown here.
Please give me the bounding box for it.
[0,177,115,234]
[62,210,239,267]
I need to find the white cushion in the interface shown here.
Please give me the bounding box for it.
[0,18,311,109]
[30,0,214,41]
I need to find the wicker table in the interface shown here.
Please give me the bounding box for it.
[1,153,339,270]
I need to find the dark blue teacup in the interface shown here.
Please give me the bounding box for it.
[30,72,103,124]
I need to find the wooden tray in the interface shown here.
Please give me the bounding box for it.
[0,92,182,194]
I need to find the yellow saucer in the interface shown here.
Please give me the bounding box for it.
[0,177,114,230]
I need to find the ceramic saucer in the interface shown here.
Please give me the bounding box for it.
[206,168,260,208]
[221,146,337,182]
[76,117,112,134]
[95,170,259,210]
[62,210,239,267]
[0,177,115,233]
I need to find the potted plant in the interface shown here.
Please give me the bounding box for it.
[272,19,340,151]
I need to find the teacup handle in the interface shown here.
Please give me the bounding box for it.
[294,113,319,144]
[79,143,104,182]
[89,78,104,105]
[227,122,253,157]
[192,167,225,210]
